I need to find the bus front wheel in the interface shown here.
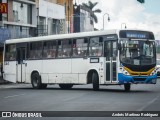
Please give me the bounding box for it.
[31,72,42,89]
[59,84,73,89]
[41,84,47,89]
[124,83,131,91]
[92,72,99,91]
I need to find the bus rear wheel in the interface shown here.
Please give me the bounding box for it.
[59,84,73,89]
[92,72,99,91]
[124,83,131,92]
[31,72,42,89]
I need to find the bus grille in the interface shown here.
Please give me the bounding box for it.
[133,78,146,81]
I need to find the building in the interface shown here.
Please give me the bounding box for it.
[36,0,66,36]
[57,0,73,33]
[0,0,74,63]
[0,0,37,63]
[36,0,74,35]
[0,0,74,38]
[73,4,94,33]
[0,0,37,39]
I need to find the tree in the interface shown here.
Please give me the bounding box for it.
[82,1,102,23]
[137,0,145,3]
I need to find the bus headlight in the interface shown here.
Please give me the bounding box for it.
[119,67,130,76]
[150,69,157,76]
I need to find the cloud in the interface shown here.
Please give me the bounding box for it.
[75,0,160,39]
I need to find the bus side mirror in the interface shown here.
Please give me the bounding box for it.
[118,43,121,50]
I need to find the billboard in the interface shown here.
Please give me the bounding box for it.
[0,3,8,13]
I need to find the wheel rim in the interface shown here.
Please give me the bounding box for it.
[33,75,38,87]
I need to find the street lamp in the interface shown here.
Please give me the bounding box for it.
[103,13,110,30]
[121,23,127,29]
[74,0,78,9]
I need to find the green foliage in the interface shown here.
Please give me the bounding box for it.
[137,0,145,3]
[82,1,102,23]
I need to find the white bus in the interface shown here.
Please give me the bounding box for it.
[3,29,157,91]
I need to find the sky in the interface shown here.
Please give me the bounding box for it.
[74,0,160,39]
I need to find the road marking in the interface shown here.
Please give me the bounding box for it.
[137,95,160,111]
[4,94,25,99]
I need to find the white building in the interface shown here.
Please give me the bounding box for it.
[37,0,65,36]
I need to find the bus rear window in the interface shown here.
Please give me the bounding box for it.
[5,44,16,61]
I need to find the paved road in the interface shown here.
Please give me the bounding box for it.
[0,79,160,120]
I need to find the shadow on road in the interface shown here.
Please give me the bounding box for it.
[11,86,154,93]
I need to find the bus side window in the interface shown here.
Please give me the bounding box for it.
[29,42,42,59]
[5,44,16,61]
[72,39,78,57]
[43,41,56,59]
[57,40,71,58]
[57,40,62,58]
[89,37,103,57]
[72,38,88,57]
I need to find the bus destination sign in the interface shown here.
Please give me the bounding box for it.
[126,33,146,39]
[119,30,155,40]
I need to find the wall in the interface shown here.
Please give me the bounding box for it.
[57,0,73,33]
[39,0,65,19]
[8,0,14,22]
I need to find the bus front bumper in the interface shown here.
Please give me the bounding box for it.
[118,73,157,84]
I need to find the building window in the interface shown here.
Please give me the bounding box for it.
[27,4,32,24]
[13,1,32,24]
[38,17,47,36]
[13,10,18,22]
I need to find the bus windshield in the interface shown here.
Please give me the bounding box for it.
[120,39,156,65]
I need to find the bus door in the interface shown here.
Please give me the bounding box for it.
[16,44,27,83]
[105,41,117,82]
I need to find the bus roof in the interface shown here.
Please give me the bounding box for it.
[5,29,154,44]
[5,29,118,44]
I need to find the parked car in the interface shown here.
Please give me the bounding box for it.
[157,59,160,76]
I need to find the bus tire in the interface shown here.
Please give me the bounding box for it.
[41,84,47,89]
[59,84,73,89]
[124,83,131,92]
[31,72,42,89]
[92,72,99,91]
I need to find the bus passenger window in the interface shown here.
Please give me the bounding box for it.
[43,41,56,59]
[29,42,42,59]
[89,37,103,57]
[57,40,71,58]
[72,38,88,57]
[5,44,16,61]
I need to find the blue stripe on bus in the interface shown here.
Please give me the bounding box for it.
[118,73,157,84]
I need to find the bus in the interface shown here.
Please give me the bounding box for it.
[3,29,157,91]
